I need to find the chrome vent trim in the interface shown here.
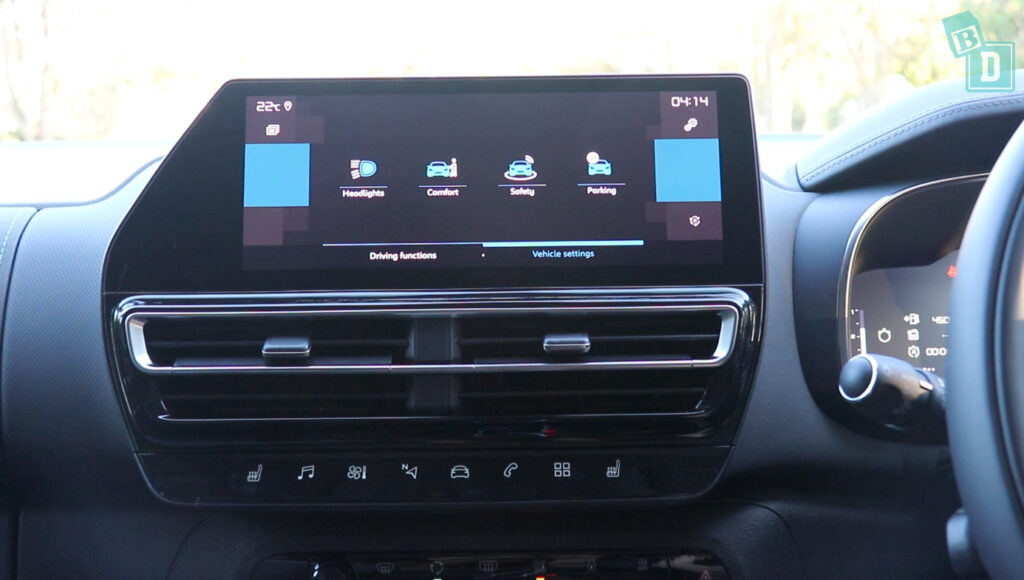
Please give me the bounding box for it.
[110,288,758,426]
[124,305,739,375]
[119,288,749,379]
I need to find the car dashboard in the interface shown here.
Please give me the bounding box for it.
[0,73,1021,579]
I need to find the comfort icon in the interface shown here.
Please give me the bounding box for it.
[426,158,458,178]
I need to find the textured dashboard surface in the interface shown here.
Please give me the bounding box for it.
[796,72,1024,192]
[0,164,204,579]
[729,179,907,475]
[0,154,960,579]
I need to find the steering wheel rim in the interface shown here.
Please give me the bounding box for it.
[949,119,1024,579]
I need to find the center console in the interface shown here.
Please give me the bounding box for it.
[103,75,763,509]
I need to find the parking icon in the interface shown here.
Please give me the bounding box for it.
[966,42,1015,92]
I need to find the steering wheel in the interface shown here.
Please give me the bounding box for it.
[949,119,1024,579]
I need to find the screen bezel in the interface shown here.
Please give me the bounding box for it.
[105,75,763,293]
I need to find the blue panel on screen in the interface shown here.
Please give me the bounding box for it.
[243,143,310,207]
[653,139,722,202]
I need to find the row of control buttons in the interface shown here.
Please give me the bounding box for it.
[253,552,728,580]
[247,458,617,485]
[138,448,729,506]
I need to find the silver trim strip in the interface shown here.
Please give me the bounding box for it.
[838,174,987,364]
[121,291,745,375]
[127,317,154,368]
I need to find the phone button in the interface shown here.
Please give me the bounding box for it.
[502,462,519,478]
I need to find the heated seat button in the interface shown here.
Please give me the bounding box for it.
[138,453,285,505]
[587,454,649,498]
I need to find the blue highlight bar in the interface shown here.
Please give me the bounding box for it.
[322,240,644,248]
[481,240,644,248]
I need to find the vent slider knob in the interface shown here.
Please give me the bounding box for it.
[542,333,592,355]
[261,336,312,360]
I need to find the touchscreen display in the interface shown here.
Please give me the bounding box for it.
[241,89,726,271]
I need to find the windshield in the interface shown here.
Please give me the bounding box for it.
[0,0,1019,143]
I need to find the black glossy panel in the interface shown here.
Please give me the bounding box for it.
[104,75,763,293]
[108,289,761,451]
[140,447,728,506]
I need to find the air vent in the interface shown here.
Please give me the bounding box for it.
[129,314,412,372]
[113,290,751,425]
[459,368,713,415]
[457,309,726,365]
[126,307,735,375]
[122,313,416,419]
[457,309,726,415]
[152,373,410,419]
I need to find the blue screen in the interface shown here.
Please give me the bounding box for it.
[243,143,310,208]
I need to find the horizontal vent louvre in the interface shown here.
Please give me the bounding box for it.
[141,316,411,368]
[152,374,411,420]
[458,310,721,363]
[117,295,745,423]
[459,369,711,415]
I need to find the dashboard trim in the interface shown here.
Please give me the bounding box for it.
[121,299,741,375]
[105,285,762,467]
[837,173,987,366]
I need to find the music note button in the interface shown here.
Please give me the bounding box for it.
[297,464,316,480]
